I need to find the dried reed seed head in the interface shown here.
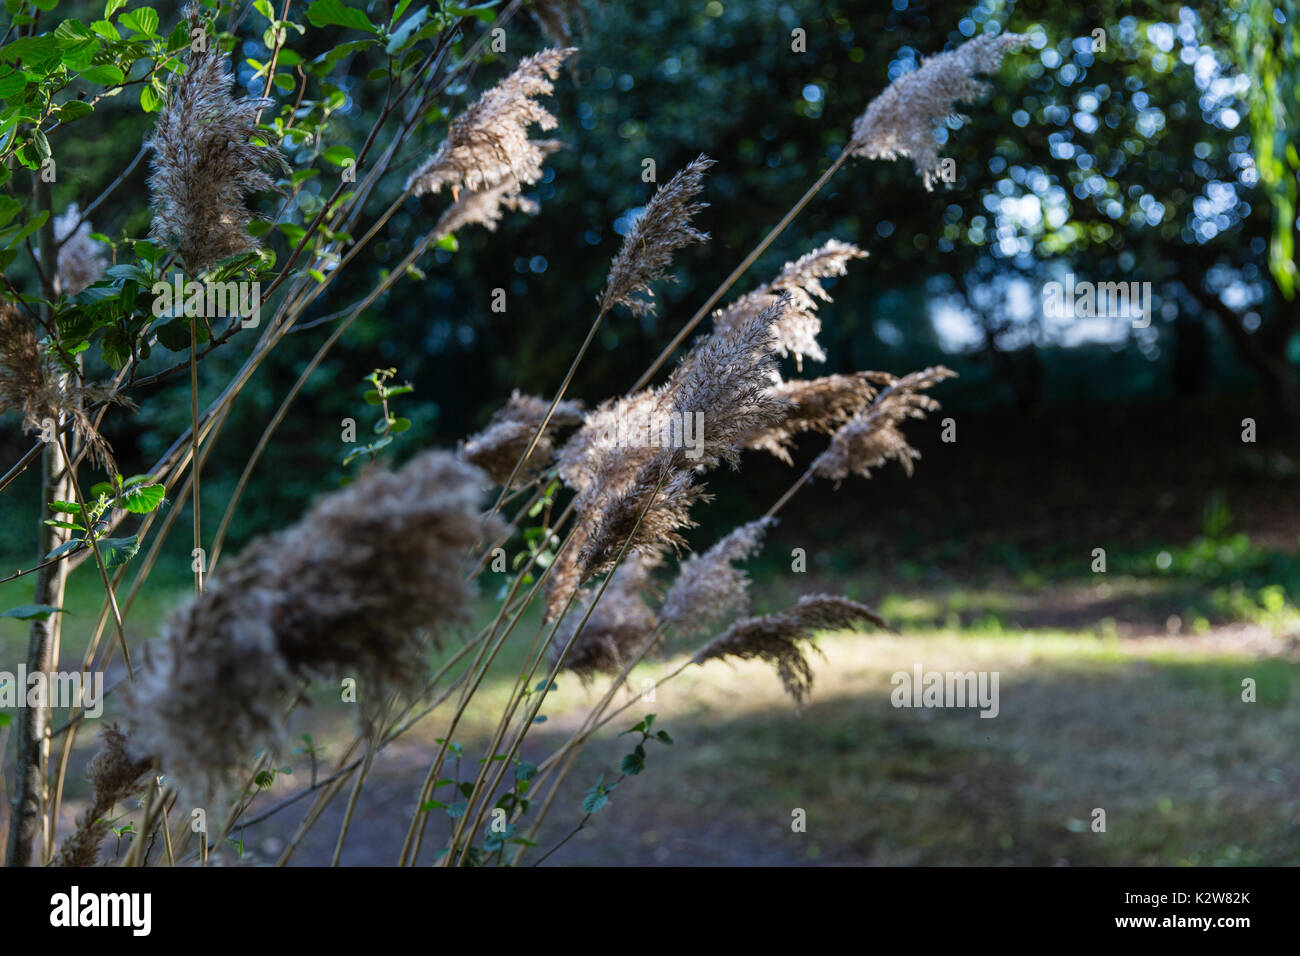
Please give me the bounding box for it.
[743,372,879,464]
[53,204,108,296]
[599,154,714,316]
[126,451,500,795]
[432,140,564,238]
[811,366,956,482]
[555,386,669,496]
[660,517,774,637]
[850,33,1027,189]
[555,296,789,610]
[0,305,122,472]
[693,594,887,704]
[576,457,707,579]
[544,527,587,621]
[54,725,153,867]
[461,388,584,486]
[667,293,793,470]
[561,294,790,501]
[407,48,575,198]
[550,553,658,678]
[712,240,867,370]
[146,7,285,273]
[86,723,153,800]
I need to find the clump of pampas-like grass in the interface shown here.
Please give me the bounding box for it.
[811,366,956,481]
[53,204,108,296]
[599,155,714,316]
[146,7,285,273]
[407,49,575,199]
[712,240,867,371]
[549,554,658,679]
[850,33,1027,189]
[53,725,151,867]
[694,594,886,705]
[744,372,881,464]
[125,451,501,796]
[660,517,774,638]
[461,389,584,487]
[0,305,123,471]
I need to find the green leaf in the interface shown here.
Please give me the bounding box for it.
[306,0,379,34]
[153,317,207,351]
[79,63,125,86]
[0,713,10,727]
[446,2,500,24]
[582,779,612,814]
[139,84,162,112]
[4,210,48,252]
[654,730,673,745]
[622,743,647,776]
[1,604,63,621]
[49,500,81,514]
[386,5,428,54]
[120,7,158,36]
[0,69,29,99]
[104,0,128,18]
[119,483,165,514]
[388,417,411,433]
[322,144,354,167]
[99,535,139,569]
[311,38,376,73]
[44,539,82,560]
[55,100,94,122]
[0,197,19,230]
[30,128,50,162]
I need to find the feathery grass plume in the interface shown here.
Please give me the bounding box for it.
[53,725,151,867]
[576,456,707,580]
[599,154,714,316]
[661,517,774,637]
[849,33,1027,189]
[126,451,501,795]
[53,204,108,295]
[547,295,789,616]
[568,297,791,584]
[0,305,123,471]
[432,139,563,237]
[712,240,867,370]
[555,386,667,495]
[146,7,285,273]
[811,366,956,482]
[664,293,792,470]
[549,553,658,678]
[461,388,584,486]
[406,48,574,199]
[693,594,887,704]
[744,371,879,464]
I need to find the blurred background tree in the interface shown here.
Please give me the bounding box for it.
[2,0,1296,556]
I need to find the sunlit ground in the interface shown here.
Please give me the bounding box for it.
[8,568,1298,866]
